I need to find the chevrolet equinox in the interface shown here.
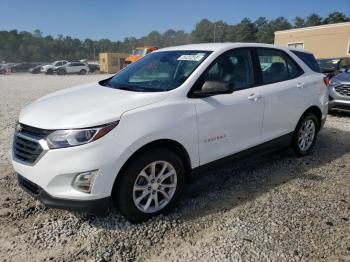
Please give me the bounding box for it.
[12,43,328,223]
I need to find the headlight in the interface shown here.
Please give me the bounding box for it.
[46,121,119,149]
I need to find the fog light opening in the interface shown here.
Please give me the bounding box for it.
[72,170,98,193]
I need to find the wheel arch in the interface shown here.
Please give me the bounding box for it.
[299,105,322,130]
[111,139,192,197]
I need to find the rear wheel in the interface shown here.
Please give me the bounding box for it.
[114,148,185,223]
[292,112,319,157]
[79,69,87,75]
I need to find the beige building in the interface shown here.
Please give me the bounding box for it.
[99,53,129,74]
[274,22,350,59]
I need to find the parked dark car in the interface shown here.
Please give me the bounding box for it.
[11,62,42,73]
[88,63,100,73]
[0,64,6,74]
[29,64,47,74]
[318,57,350,78]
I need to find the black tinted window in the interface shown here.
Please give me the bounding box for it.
[292,51,321,73]
[201,48,254,90]
[257,48,303,85]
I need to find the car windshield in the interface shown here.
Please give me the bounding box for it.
[318,59,340,67]
[103,50,211,92]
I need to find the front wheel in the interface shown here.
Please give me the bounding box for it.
[114,149,185,223]
[79,69,87,75]
[292,112,319,157]
[57,69,66,75]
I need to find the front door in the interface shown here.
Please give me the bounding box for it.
[192,48,265,165]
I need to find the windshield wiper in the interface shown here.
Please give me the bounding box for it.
[118,85,148,91]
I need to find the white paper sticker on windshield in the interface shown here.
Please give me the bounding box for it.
[178,53,205,61]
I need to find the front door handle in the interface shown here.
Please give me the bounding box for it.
[296,82,305,89]
[248,94,262,101]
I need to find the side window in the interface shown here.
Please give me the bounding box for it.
[291,51,320,73]
[201,48,254,91]
[285,55,302,79]
[257,48,302,85]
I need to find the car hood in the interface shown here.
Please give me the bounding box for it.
[332,72,350,83]
[19,82,169,129]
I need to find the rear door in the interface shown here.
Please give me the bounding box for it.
[253,48,307,141]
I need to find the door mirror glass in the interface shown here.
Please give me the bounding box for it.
[193,80,233,97]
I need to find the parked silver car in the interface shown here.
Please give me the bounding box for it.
[328,67,350,112]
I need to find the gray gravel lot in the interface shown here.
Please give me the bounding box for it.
[0,74,349,261]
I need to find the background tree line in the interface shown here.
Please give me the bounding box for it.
[0,12,349,63]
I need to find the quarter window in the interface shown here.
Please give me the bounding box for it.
[199,48,254,91]
[256,48,303,85]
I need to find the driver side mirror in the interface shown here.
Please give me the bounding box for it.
[191,80,234,98]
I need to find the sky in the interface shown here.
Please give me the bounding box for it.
[0,0,349,41]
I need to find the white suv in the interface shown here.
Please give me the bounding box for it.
[56,62,89,75]
[41,60,68,74]
[12,43,328,223]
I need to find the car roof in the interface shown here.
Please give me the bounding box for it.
[157,42,313,54]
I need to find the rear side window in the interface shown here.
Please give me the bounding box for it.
[291,51,321,73]
[256,48,303,85]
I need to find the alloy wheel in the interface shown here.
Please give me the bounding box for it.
[298,119,316,151]
[132,161,177,213]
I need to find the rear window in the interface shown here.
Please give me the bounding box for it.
[292,51,321,73]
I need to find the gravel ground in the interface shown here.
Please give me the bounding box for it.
[0,74,349,261]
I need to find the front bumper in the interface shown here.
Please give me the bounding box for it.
[17,174,110,216]
[328,86,350,112]
[12,129,130,202]
[328,99,350,112]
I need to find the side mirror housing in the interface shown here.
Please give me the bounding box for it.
[191,80,234,98]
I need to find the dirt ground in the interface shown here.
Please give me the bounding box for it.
[0,74,349,261]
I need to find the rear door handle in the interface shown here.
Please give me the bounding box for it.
[248,94,262,101]
[296,82,305,89]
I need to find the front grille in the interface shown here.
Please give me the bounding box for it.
[19,123,52,139]
[17,174,41,195]
[332,104,350,111]
[335,84,350,97]
[13,124,51,164]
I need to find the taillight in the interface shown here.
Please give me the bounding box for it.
[323,76,330,87]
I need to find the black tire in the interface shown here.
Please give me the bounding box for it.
[292,112,319,157]
[46,69,53,75]
[79,69,87,75]
[114,148,186,223]
[57,69,66,75]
